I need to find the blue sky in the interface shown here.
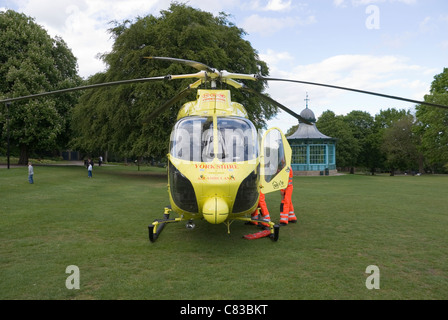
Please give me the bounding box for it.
[2,0,447,132]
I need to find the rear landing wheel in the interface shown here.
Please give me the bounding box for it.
[270,224,280,241]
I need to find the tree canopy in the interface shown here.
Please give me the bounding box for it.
[316,110,360,168]
[0,10,82,164]
[315,107,427,174]
[1,6,446,173]
[381,114,420,174]
[415,68,448,170]
[71,3,273,158]
[294,68,447,174]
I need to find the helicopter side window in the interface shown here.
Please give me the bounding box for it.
[263,130,286,183]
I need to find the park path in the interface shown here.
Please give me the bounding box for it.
[0,161,113,168]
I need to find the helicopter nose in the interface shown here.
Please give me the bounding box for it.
[203,197,229,224]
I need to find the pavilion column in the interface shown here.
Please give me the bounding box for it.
[306,144,310,171]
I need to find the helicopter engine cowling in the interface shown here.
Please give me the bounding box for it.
[202,196,229,224]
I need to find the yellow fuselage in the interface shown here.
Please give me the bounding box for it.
[169,157,259,223]
[167,89,291,225]
[167,89,260,223]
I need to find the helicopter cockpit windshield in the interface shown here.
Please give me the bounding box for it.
[170,116,258,163]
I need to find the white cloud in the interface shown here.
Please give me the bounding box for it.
[187,0,242,14]
[12,0,301,77]
[333,0,346,7]
[11,0,171,78]
[259,49,294,66]
[263,0,292,12]
[242,13,316,36]
[242,14,292,36]
[263,53,433,131]
[334,0,417,7]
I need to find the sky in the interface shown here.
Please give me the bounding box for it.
[2,0,447,133]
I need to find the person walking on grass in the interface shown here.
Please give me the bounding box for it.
[28,162,34,184]
[88,162,93,178]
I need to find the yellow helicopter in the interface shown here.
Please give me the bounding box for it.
[142,57,305,242]
[152,87,289,241]
[2,56,447,242]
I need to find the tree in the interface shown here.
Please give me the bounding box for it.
[316,110,360,169]
[0,10,82,164]
[343,110,375,172]
[415,68,448,172]
[381,114,419,175]
[375,108,410,129]
[316,110,375,173]
[71,3,273,159]
[371,108,411,174]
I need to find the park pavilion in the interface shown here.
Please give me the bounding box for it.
[287,95,337,176]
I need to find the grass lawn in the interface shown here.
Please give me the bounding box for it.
[1,164,447,300]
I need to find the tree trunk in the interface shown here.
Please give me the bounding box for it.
[418,153,424,174]
[19,144,29,165]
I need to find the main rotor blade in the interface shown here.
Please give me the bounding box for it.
[145,56,216,74]
[241,86,312,125]
[0,76,169,104]
[260,77,448,110]
[143,83,199,123]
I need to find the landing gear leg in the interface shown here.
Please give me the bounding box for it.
[237,217,280,241]
[148,206,182,243]
[270,224,280,242]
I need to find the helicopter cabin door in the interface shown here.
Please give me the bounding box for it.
[259,128,292,194]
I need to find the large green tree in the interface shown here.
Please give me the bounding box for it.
[415,68,448,172]
[0,10,82,164]
[71,3,273,158]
